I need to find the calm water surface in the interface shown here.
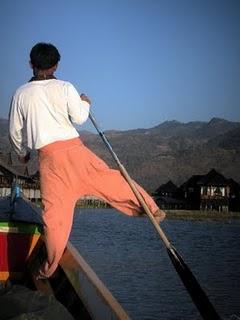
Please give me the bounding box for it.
[70,208,240,320]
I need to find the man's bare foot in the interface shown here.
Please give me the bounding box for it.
[34,268,49,281]
[153,208,166,224]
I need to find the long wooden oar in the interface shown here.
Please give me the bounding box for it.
[89,111,222,320]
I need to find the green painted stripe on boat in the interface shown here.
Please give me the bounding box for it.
[0,222,42,235]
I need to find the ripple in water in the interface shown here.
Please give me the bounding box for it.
[70,208,240,320]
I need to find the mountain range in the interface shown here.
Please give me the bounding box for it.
[1,117,240,192]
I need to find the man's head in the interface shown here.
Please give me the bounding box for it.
[30,42,61,71]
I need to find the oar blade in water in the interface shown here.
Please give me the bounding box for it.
[167,246,222,320]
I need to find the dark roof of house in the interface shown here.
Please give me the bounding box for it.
[0,152,38,178]
[180,175,203,190]
[0,161,29,178]
[197,169,227,186]
[155,180,178,194]
[0,161,40,188]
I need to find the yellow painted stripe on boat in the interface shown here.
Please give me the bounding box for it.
[27,235,41,258]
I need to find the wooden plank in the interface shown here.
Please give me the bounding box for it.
[60,242,131,320]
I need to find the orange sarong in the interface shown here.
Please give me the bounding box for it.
[38,137,159,277]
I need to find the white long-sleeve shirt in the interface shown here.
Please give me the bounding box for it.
[9,79,90,156]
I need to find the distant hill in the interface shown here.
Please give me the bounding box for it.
[195,117,240,139]
[1,117,240,192]
[0,118,11,152]
[207,126,240,150]
[0,118,9,136]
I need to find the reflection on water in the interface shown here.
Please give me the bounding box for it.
[70,208,240,320]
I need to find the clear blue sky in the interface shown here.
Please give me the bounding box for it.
[0,0,239,130]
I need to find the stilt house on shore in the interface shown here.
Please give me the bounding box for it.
[153,180,186,210]
[154,169,240,212]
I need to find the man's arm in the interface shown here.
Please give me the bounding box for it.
[66,83,90,125]
[9,95,29,162]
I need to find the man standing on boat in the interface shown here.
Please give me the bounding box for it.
[9,42,165,278]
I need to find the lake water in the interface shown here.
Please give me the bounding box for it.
[70,208,240,320]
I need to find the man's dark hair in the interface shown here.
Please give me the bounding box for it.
[30,42,61,70]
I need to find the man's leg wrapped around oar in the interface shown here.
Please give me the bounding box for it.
[37,137,165,278]
[73,139,165,222]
